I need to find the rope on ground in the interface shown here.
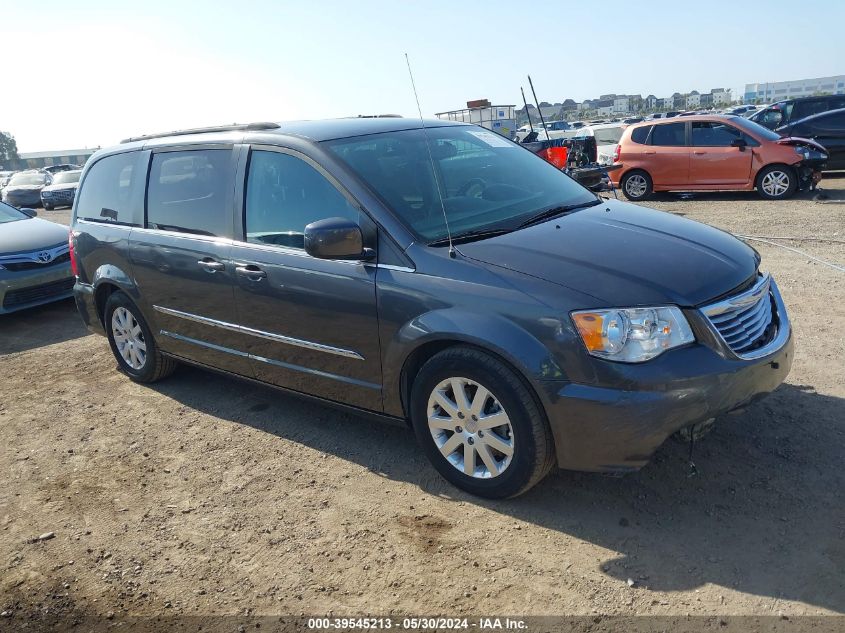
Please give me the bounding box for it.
[733,235,845,273]
[734,234,845,244]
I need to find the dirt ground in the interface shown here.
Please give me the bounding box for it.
[1,175,843,626]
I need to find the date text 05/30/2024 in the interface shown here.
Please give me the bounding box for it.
[306,617,528,630]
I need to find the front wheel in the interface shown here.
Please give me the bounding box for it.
[410,346,555,498]
[757,165,797,200]
[43,203,54,211]
[620,170,653,201]
[104,291,177,383]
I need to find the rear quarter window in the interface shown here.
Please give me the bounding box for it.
[75,151,144,226]
[650,122,686,146]
[630,125,652,144]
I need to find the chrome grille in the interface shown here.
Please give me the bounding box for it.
[42,188,75,202]
[702,273,780,358]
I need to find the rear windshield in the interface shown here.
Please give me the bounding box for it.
[593,127,624,144]
[52,171,81,184]
[9,172,47,186]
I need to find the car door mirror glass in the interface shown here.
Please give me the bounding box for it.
[19,207,37,217]
[304,217,371,260]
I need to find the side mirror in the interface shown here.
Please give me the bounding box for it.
[304,217,373,261]
[731,138,747,151]
[19,207,37,217]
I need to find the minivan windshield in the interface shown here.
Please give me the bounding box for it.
[0,201,29,223]
[52,170,81,184]
[324,126,597,243]
[8,172,47,186]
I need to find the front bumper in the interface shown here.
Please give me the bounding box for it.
[0,264,75,314]
[2,190,43,208]
[41,189,76,207]
[541,283,794,473]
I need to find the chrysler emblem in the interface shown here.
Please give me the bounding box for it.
[38,251,53,263]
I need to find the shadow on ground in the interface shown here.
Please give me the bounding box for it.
[151,365,845,613]
[0,299,89,355]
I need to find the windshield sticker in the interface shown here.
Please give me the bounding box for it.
[466,130,514,148]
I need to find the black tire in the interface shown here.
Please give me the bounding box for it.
[756,164,797,200]
[409,346,555,498]
[43,203,54,211]
[104,291,177,383]
[620,170,653,201]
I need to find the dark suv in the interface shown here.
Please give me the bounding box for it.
[71,119,793,498]
[750,95,845,131]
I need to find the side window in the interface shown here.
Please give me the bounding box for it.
[75,152,142,225]
[146,149,232,237]
[792,100,826,121]
[650,122,686,146]
[244,150,358,250]
[630,125,652,144]
[691,122,744,146]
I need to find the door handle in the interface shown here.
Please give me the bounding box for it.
[197,259,225,273]
[693,151,706,155]
[644,150,656,155]
[235,264,267,281]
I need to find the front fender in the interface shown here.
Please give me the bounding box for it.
[382,307,565,418]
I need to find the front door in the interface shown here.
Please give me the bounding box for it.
[646,121,689,187]
[130,147,253,375]
[230,147,382,411]
[689,121,754,185]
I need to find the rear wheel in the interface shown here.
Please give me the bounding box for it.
[410,346,555,498]
[104,291,177,383]
[43,203,54,210]
[620,170,653,201]
[757,165,797,200]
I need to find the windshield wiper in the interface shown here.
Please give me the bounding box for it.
[428,227,515,247]
[516,198,602,229]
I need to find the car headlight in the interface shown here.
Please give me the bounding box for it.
[571,306,694,362]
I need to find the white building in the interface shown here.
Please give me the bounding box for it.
[686,91,701,108]
[745,75,845,103]
[597,105,614,117]
[612,97,630,113]
[711,88,732,106]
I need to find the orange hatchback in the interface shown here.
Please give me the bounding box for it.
[610,115,828,201]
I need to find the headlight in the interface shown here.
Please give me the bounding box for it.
[793,147,810,160]
[571,306,694,363]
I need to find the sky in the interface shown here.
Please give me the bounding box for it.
[3,0,844,152]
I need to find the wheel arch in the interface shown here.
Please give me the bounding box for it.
[754,162,796,188]
[384,309,565,421]
[90,264,141,326]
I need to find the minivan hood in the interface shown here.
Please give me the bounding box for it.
[458,199,758,307]
[0,217,68,254]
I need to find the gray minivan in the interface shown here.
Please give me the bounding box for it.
[71,119,792,498]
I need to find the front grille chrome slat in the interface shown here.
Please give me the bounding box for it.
[701,273,782,359]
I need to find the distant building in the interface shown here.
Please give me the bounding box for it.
[710,88,732,106]
[2,148,98,171]
[700,92,713,107]
[686,90,701,108]
[645,95,659,110]
[612,96,630,113]
[744,75,845,103]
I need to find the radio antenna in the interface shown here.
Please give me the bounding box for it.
[405,53,455,258]
[528,74,551,141]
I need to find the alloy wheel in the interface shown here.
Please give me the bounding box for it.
[111,306,147,370]
[427,377,514,478]
[761,170,790,197]
[625,174,648,198]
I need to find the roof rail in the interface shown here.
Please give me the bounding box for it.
[120,122,281,144]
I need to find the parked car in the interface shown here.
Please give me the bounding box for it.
[573,123,627,165]
[664,111,681,118]
[1,170,52,208]
[0,201,74,314]
[776,108,845,170]
[72,119,793,498]
[622,117,644,124]
[749,95,845,131]
[41,169,82,210]
[611,115,828,201]
[43,163,82,174]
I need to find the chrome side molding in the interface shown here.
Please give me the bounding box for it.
[153,305,364,360]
